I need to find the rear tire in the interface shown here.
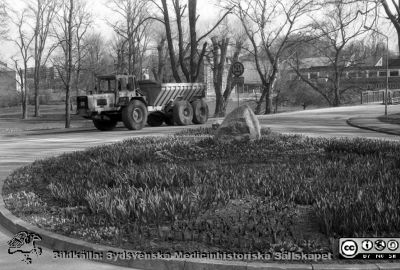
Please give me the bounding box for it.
[122,99,148,130]
[147,112,164,127]
[173,100,193,126]
[93,119,117,131]
[191,99,209,124]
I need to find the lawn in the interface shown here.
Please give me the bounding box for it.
[3,127,400,258]
[0,104,92,134]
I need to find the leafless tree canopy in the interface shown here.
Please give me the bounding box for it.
[29,0,59,117]
[52,0,92,128]
[8,9,35,119]
[153,0,232,83]
[0,0,8,38]
[380,0,400,53]
[228,0,315,114]
[107,0,152,77]
[289,0,377,107]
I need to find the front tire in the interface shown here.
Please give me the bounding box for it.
[122,99,148,130]
[93,119,118,131]
[173,100,193,126]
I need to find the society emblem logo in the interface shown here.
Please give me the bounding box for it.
[374,240,386,251]
[361,240,373,251]
[387,240,399,251]
[7,231,43,264]
[340,240,358,258]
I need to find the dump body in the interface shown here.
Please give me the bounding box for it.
[138,81,206,107]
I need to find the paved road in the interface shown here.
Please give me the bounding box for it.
[0,104,399,269]
[259,104,400,140]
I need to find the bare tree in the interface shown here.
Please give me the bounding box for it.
[289,0,376,107]
[29,0,58,117]
[12,61,25,110]
[107,0,151,76]
[229,0,315,114]
[0,0,8,38]
[211,36,229,117]
[81,32,107,91]
[210,19,246,117]
[72,1,92,98]
[381,0,400,54]
[52,0,75,128]
[8,9,35,119]
[154,0,232,82]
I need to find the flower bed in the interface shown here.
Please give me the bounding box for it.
[3,130,400,254]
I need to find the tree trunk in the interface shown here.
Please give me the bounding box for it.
[174,0,190,82]
[22,92,27,119]
[34,67,40,116]
[265,93,273,114]
[188,0,197,82]
[19,68,28,120]
[398,31,400,55]
[211,37,229,117]
[154,37,166,82]
[34,1,40,118]
[333,88,341,107]
[65,0,73,128]
[333,69,341,107]
[65,86,71,128]
[255,85,267,114]
[255,67,278,115]
[161,0,181,82]
[215,93,226,117]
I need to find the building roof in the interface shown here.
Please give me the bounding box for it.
[0,61,13,72]
[298,57,331,69]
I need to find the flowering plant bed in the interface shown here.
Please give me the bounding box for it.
[3,128,400,258]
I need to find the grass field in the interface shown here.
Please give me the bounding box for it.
[0,104,92,134]
[3,127,400,259]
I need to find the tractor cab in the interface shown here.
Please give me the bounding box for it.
[95,74,138,94]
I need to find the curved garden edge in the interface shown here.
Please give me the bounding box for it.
[346,117,400,136]
[0,144,398,270]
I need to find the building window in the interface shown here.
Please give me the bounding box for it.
[310,72,318,79]
[348,72,357,78]
[390,70,399,77]
[368,71,377,77]
[378,71,387,77]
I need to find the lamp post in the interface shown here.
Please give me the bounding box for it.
[366,27,389,119]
